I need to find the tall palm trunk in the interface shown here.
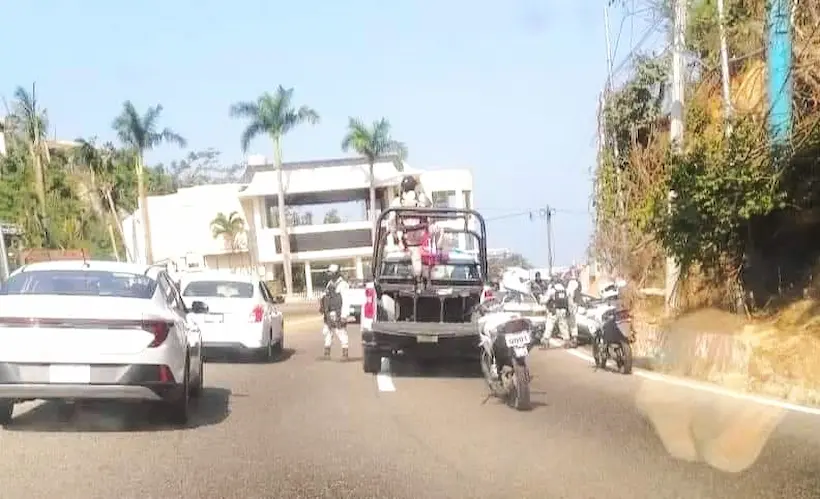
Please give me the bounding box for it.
[368,161,377,244]
[104,189,131,262]
[274,135,293,296]
[29,142,46,217]
[136,152,154,264]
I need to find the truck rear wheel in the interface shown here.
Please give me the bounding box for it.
[363,348,381,374]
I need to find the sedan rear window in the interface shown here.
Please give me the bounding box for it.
[182,280,254,298]
[0,270,157,298]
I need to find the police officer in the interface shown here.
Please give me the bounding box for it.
[543,277,576,347]
[320,264,350,360]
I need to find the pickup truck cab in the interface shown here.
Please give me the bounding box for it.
[343,280,367,322]
[360,207,491,374]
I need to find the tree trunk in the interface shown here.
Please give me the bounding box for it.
[29,143,46,217]
[104,189,131,261]
[369,161,377,244]
[137,152,154,264]
[274,135,293,297]
[108,223,121,261]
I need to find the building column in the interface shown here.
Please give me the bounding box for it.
[355,257,364,280]
[304,260,313,298]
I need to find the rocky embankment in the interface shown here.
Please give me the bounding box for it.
[631,302,820,407]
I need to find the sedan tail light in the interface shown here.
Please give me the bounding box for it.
[249,305,264,323]
[142,320,173,347]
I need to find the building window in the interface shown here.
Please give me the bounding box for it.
[431,190,456,208]
[463,190,472,210]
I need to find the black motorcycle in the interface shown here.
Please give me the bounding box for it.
[592,308,634,375]
[479,316,540,411]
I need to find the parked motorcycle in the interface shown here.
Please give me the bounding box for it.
[592,308,634,374]
[478,312,539,411]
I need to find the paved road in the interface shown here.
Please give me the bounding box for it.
[1,318,819,499]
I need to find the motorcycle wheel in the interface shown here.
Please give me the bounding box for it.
[508,359,532,411]
[592,336,607,369]
[615,340,633,375]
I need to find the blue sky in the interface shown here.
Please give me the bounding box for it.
[2,0,664,267]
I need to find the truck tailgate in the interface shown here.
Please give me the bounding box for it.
[371,321,477,337]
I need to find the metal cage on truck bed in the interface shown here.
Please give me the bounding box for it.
[372,207,489,282]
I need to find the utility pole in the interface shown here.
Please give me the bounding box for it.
[717,0,734,135]
[666,0,687,315]
[767,0,793,145]
[546,207,554,277]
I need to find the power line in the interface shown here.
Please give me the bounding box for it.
[485,207,589,222]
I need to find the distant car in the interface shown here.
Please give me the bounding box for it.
[0,260,205,426]
[493,289,548,325]
[344,279,367,322]
[178,271,284,361]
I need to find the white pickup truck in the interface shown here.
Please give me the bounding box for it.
[343,279,367,322]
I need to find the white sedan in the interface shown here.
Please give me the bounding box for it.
[178,271,284,361]
[0,260,205,426]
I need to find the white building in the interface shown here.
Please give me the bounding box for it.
[122,155,475,298]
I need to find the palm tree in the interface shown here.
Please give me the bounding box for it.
[341,117,407,243]
[9,84,49,222]
[210,211,246,261]
[230,86,320,296]
[112,101,186,264]
[73,138,131,260]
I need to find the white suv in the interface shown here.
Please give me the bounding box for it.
[0,260,205,426]
[178,271,284,361]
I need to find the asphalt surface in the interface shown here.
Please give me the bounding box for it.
[1,316,819,499]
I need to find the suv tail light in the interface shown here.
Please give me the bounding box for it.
[615,309,631,322]
[363,285,376,320]
[142,320,172,348]
[482,287,494,302]
[249,305,264,323]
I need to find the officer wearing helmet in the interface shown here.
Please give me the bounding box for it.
[542,275,576,348]
[320,264,350,360]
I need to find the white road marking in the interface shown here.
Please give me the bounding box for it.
[376,357,396,392]
[562,348,820,416]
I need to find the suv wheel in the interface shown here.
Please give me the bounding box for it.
[0,399,14,426]
[363,348,381,374]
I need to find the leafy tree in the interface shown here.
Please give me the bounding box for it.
[210,211,246,251]
[341,117,407,242]
[230,86,320,296]
[167,148,243,189]
[323,209,342,224]
[112,101,187,264]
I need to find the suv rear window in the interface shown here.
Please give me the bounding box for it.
[182,280,254,298]
[381,261,481,280]
[0,270,157,298]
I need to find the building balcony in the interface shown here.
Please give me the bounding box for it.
[255,220,373,262]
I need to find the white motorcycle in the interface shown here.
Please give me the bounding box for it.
[477,309,538,411]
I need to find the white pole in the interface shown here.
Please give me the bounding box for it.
[666,0,687,314]
[717,0,734,134]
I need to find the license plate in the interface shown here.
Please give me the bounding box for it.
[204,313,224,323]
[417,335,438,343]
[512,346,529,358]
[49,364,91,384]
[505,331,531,348]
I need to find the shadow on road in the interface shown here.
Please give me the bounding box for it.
[205,348,296,364]
[4,387,232,433]
[389,358,483,379]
